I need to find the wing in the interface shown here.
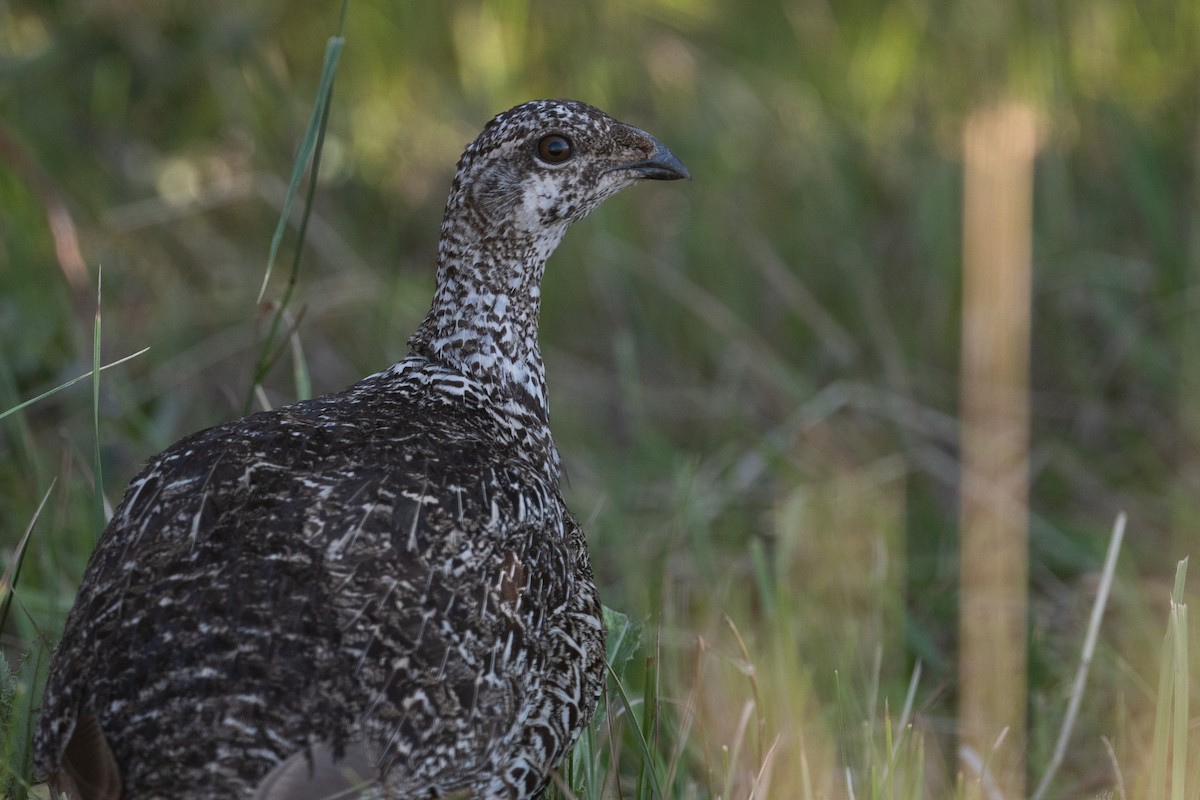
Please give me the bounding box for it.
[37,389,562,798]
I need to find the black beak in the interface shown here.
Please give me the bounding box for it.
[611,130,691,181]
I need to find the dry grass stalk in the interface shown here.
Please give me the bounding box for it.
[958,101,1039,799]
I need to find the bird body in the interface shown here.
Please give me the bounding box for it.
[35,100,687,799]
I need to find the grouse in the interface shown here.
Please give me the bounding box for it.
[36,99,688,800]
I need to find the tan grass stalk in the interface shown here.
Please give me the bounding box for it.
[958,101,1039,799]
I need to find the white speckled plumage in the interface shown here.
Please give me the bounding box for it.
[35,99,687,800]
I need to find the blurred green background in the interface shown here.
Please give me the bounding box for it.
[3,0,1200,796]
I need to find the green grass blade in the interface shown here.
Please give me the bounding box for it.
[247,1,349,411]
[0,347,149,425]
[253,28,345,306]
[290,315,313,401]
[92,265,104,534]
[639,649,662,798]
[606,660,664,799]
[0,479,56,634]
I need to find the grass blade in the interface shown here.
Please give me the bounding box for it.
[1031,512,1126,800]
[605,660,664,799]
[1150,558,1189,800]
[0,348,149,425]
[0,479,56,634]
[247,0,349,410]
[92,265,104,534]
[1170,569,1188,800]
[253,15,346,306]
[1150,611,1174,800]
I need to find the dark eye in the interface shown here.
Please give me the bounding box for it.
[536,135,573,164]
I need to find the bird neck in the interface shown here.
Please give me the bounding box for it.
[408,219,567,424]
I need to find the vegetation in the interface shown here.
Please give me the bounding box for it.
[3,0,1199,796]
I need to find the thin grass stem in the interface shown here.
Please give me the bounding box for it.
[0,350,150,425]
[91,265,104,534]
[1031,511,1127,800]
[246,0,348,412]
[0,479,56,634]
[605,661,664,799]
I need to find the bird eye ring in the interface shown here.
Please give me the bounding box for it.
[536,135,573,164]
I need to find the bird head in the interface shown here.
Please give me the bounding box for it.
[446,99,689,238]
[417,99,687,409]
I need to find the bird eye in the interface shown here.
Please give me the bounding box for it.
[536,135,573,164]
